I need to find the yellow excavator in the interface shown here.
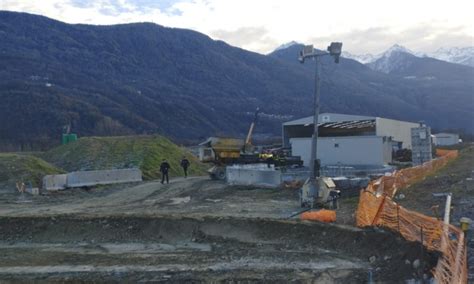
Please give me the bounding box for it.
[198,108,302,180]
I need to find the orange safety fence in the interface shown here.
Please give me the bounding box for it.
[356,150,467,284]
[366,150,459,198]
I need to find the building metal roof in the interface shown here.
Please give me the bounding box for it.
[319,119,376,129]
[283,113,376,126]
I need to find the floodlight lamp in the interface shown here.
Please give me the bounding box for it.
[327,42,342,56]
[303,45,314,56]
[328,42,342,63]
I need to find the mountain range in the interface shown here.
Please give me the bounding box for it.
[0,11,473,151]
[342,44,474,67]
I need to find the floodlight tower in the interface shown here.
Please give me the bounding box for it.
[298,42,342,208]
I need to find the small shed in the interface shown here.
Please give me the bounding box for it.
[432,133,460,146]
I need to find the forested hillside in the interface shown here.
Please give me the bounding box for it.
[1,11,472,150]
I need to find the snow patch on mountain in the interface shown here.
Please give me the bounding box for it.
[341,51,375,64]
[380,44,415,58]
[343,45,474,68]
[421,47,474,67]
[344,44,415,64]
[273,41,474,68]
[367,45,417,73]
[273,41,300,52]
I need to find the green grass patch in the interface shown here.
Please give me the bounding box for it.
[42,135,208,180]
[0,153,64,188]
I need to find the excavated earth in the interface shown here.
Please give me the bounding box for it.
[0,177,438,283]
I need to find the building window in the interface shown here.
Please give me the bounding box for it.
[334,143,339,148]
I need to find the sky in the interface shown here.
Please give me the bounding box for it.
[1,0,473,54]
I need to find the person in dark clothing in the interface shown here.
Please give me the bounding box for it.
[160,159,170,184]
[180,156,190,178]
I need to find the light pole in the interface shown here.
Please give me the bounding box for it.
[298,42,342,207]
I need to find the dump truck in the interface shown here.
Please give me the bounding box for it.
[198,137,261,179]
[198,108,302,180]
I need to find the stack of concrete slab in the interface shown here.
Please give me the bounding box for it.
[226,164,281,188]
[43,168,142,191]
[42,174,68,191]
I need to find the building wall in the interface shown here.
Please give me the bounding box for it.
[290,136,391,167]
[433,133,459,146]
[375,118,419,149]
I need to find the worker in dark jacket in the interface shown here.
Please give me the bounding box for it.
[180,156,190,178]
[160,159,171,184]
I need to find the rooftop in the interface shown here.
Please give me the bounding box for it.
[283,113,375,126]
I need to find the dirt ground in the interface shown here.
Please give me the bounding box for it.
[0,177,301,218]
[0,215,437,283]
[396,145,474,280]
[0,176,438,283]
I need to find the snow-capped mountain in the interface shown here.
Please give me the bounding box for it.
[366,45,474,82]
[272,41,474,68]
[422,47,474,67]
[343,45,474,68]
[367,45,417,73]
[378,44,415,58]
[343,44,415,65]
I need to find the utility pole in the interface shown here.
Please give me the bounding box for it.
[309,55,321,180]
[298,42,342,207]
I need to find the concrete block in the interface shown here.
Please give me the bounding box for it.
[43,174,68,191]
[226,164,281,188]
[66,168,142,188]
[25,187,40,195]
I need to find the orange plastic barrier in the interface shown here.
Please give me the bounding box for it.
[364,149,458,198]
[301,209,336,223]
[436,148,458,157]
[356,150,466,284]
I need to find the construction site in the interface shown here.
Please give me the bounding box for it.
[0,45,471,283]
[0,115,471,283]
[0,176,444,283]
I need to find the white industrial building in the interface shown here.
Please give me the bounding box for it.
[282,113,419,167]
[432,133,460,146]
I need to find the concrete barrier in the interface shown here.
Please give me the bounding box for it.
[43,174,68,191]
[43,169,142,191]
[67,168,142,188]
[226,164,281,188]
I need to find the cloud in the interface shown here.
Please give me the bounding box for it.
[211,27,279,53]
[0,0,472,54]
[307,24,474,54]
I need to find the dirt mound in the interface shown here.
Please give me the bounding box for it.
[0,153,64,190]
[41,135,208,179]
[0,215,438,282]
